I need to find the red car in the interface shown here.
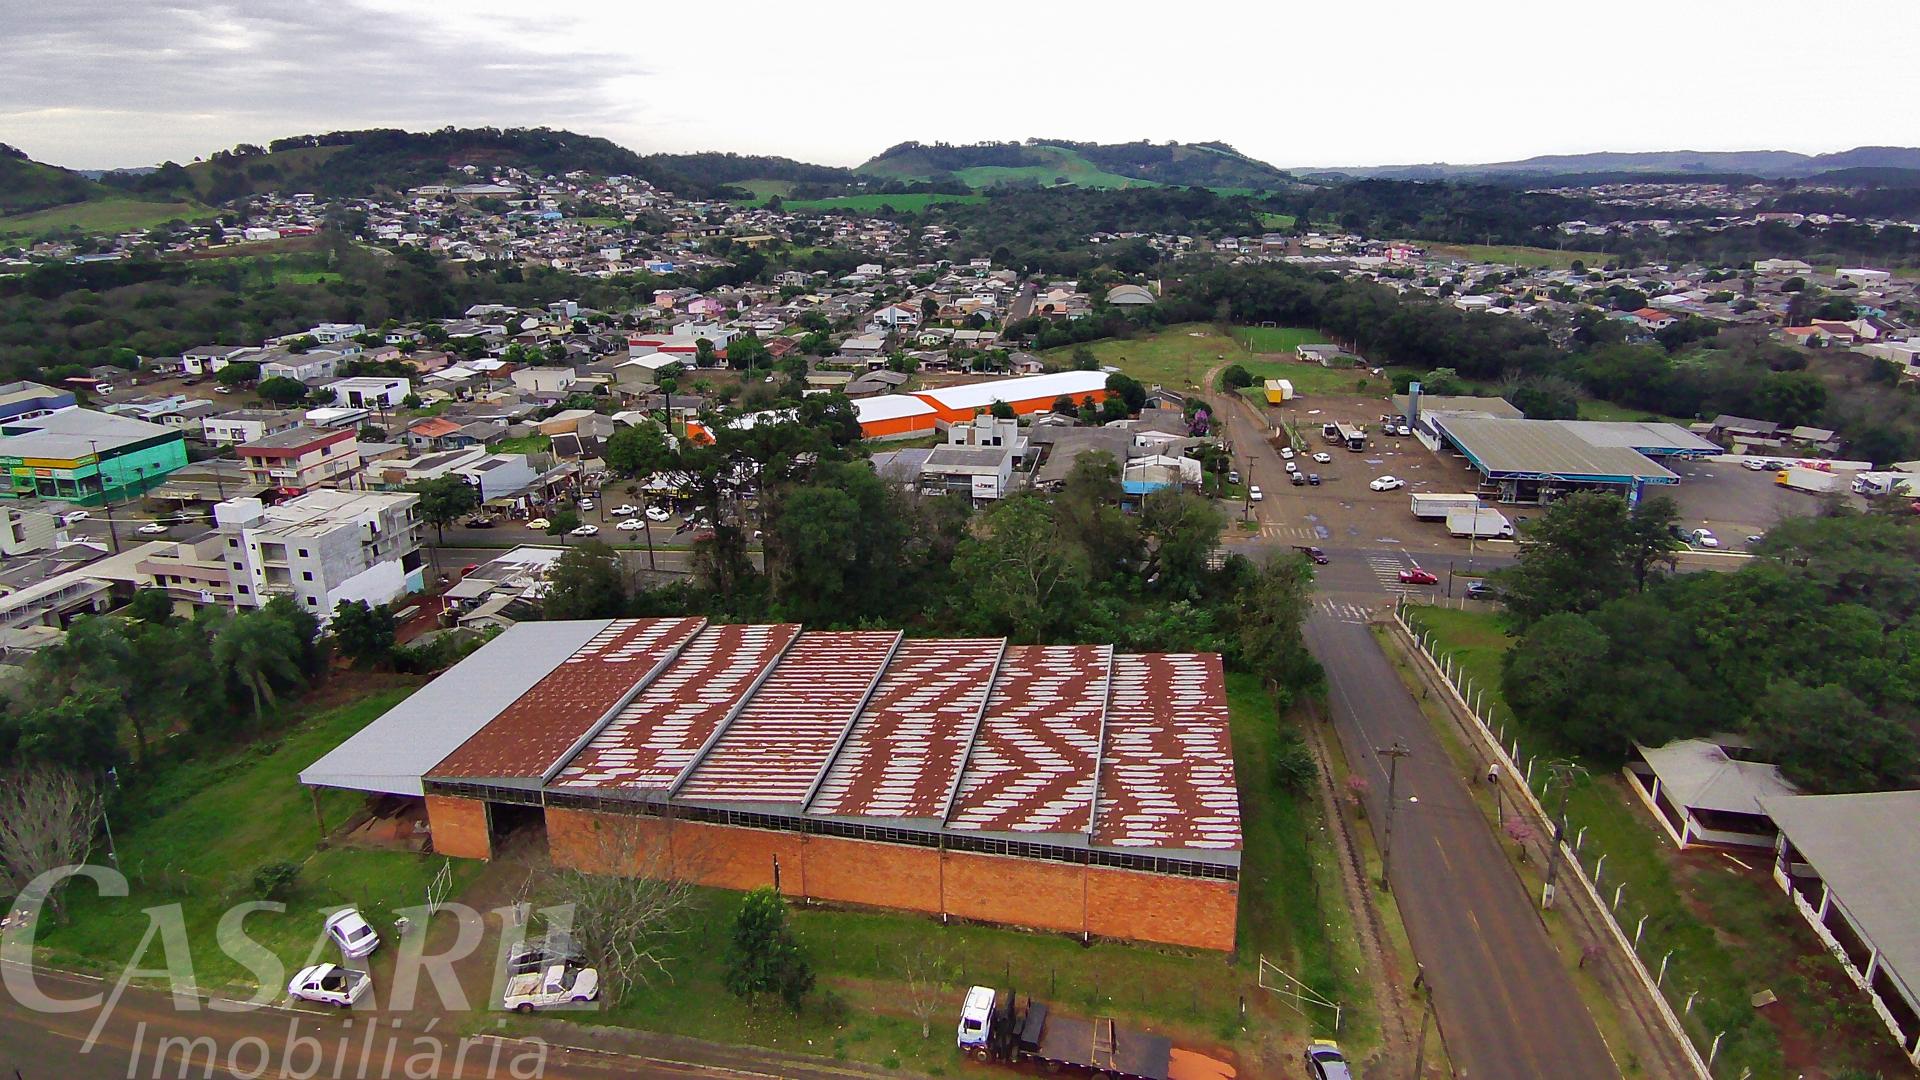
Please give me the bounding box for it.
[1398,567,1438,585]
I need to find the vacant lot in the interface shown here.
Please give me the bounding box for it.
[1417,242,1612,270]
[36,684,481,989]
[0,195,215,240]
[1043,323,1238,392]
[1403,606,1908,1078]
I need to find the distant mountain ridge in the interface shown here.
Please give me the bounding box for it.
[1299,146,1920,180]
[859,139,1296,190]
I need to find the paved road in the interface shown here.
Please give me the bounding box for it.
[1304,612,1619,1080]
[0,963,898,1080]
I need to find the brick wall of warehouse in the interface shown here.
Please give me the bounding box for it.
[542,807,1236,951]
[425,795,492,860]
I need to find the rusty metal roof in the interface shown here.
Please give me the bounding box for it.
[806,638,1006,820]
[945,644,1112,835]
[550,622,801,791]
[427,617,706,782]
[1094,653,1241,851]
[675,630,901,805]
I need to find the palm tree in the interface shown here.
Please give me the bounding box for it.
[211,612,304,722]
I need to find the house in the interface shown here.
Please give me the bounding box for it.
[202,409,301,447]
[844,370,910,398]
[238,426,361,497]
[1624,737,1799,850]
[1296,343,1350,366]
[867,303,922,332]
[1708,414,1781,444]
[181,345,259,376]
[1835,268,1892,289]
[1809,320,1859,345]
[1785,426,1842,453]
[374,447,536,501]
[1754,259,1814,276]
[1761,791,1920,1067]
[510,367,579,395]
[405,416,464,451]
[260,349,349,384]
[1627,307,1679,331]
[325,376,411,410]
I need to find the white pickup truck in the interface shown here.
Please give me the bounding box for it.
[503,963,599,1012]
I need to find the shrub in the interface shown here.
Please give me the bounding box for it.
[250,860,301,902]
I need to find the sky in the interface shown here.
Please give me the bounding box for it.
[6,0,1920,172]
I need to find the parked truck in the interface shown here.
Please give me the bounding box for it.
[1774,466,1845,494]
[959,986,1174,1080]
[1446,507,1515,539]
[1410,492,1482,520]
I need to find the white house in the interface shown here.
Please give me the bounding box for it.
[182,345,260,376]
[1836,268,1892,289]
[325,376,411,409]
[509,367,579,395]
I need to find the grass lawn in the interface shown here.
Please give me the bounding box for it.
[1576,398,1691,425]
[1400,605,1904,1079]
[1418,242,1612,270]
[573,215,628,228]
[1258,213,1297,229]
[783,193,984,213]
[1042,323,1240,392]
[36,685,484,990]
[1232,326,1329,355]
[0,195,216,240]
[552,672,1358,1075]
[493,432,553,455]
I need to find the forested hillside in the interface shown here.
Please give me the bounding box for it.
[860,139,1293,190]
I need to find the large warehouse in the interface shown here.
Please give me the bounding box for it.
[302,618,1241,951]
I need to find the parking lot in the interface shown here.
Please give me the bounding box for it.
[1665,458,1831,546]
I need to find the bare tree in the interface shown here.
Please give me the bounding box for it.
[538,815,699,1006]
[903,940,955,1039]
[0,766,105,918]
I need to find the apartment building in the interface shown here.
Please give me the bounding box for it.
[239,426,360,497]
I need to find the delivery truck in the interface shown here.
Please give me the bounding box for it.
[1446,507,1515,539]
[1774,466,1845,494]
[1410,493,1482,520]
[959,986,1173,1079]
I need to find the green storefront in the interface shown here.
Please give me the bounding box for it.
[2,429,189,505]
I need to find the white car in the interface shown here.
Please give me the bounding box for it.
[1249,485,1264,502]
[503,963,599,1013]
[578,499,596,511]
[1279,446,1295,459]
[1693,528,1721,548]
[1284,461,1298,474]
[618,518,646,531]
[570,524,600,537]
[60,511,89,525]
[323,909,380,959]
[609,504,637,517]
[1741,459,1768,471]
[288,963,371,1008]
[1369,476,1406,492]
[1396,424,1412,437]
[1312,452,1331,464]
[644,505,672,522]
[137,522,170,535]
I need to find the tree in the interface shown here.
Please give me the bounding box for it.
[693,338,717,368]
[1051,394,1076,415]
[210,609,305,723]
[1219,364,1254,390]
[902,942,954,1039]
[952,495,1089,641]
[763,461,909,625]
[1137,489,1225,599]
[726,333,769,372]
[543,543,628,619]
[1755,370,1828,429]
[546,508,582,541]
[724,887,814,1011]
[1071,345,1098,371]
[604,422,674,480]
[215,361,260,387]
[0,766,104,918]
[256,376,309,406]
[988,400,1015,420]
[1750,682,1920,794]
[1496,492,1674,627]
[1229,554,1322,707]
[125,588,175,625]
[408,475,481,545]
[1418,367,1466,395]
[1105,372,1147,415]
[0,688,121,774]
[543,817,698,1006]
[330,600,397,669]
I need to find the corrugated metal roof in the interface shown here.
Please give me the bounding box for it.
[946,644,1112,835]
[300,620,614,796]
[1761,791,1920,997]
[806,638,1005,819]
[427,617,706,781]
[551,622,801,791]
[1094,653,1241,851]
[676,630,901,805]
[914,370,1108,412]
[1437,416,1678,481]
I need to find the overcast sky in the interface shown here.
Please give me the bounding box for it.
[6,0,1919,171]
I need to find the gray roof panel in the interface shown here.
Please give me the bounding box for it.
[1761,790,1920,998]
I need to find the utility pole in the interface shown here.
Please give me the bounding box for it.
[1541,759,1586,909]
[1412,979,1435,1079]
[1377,741,1411,883]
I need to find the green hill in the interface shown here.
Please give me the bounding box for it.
[0,144,108,214]
[858,139,1295,191]
[0,144,216,241]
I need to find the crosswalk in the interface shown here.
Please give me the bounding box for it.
[1316,598,1373,623]
[1258,523,1320,542]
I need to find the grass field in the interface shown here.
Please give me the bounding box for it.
[1401,606,1905,1079]
[0,195,215,240]
[35,686,483,989]
[728,180,795,202]
[493,432,553,455]
[1418,242,1612,270]
[1042,324,1239,392]
[1233,326,1330,354]
[1575,398,1690,425]
[572,215,628,228]
[783,193,985,213]
[1258,213,1298,229]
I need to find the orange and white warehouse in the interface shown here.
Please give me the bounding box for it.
[300,617,1243,951]
[688,370,1112,443]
